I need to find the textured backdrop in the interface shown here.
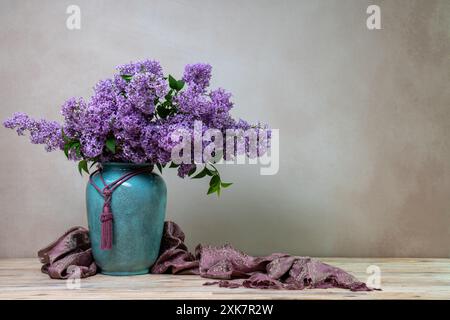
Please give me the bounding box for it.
[1,0,449,258]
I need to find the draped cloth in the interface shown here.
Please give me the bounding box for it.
[38,226,97,279]
[38,221,372,291]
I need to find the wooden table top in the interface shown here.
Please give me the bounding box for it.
[0,258,449,300]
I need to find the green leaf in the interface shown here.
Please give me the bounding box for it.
[78,160,89,175]
[169,107,177,116]
[192,167,211,179]
[89,161,98,169]
[168,75,178,90]
[165,90,174,101]
[70,141,80,149]
[207,174,222,196]
[207,183,220,196]
[221,182,233,188]
[156,104,171,119]
[75,145,82,158]
[209,164,219,174]
[105,137,116,154]
[193,170,207,179]
[207,182,221,196]
[169,162,180,168]
[121,74,133,82]
[64,143,70,158]
[64,140,80,159]
[156,163,163,174]
[187,165,197,177]
[61,129,70,143]
[176,80,185,91]
[209,175,220,187]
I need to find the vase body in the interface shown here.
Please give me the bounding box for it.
[86,162,166,275]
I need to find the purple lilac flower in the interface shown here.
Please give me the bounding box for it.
[125,72,167,115]
[210,88,233,112]
[3,59,270,170]
[177,163,196,178]
[175,86,210,116]
[61,97,86,138]
[183,63,212,91]
[3,112,30,135]
[117,60,163,77]
[3,112,63,152]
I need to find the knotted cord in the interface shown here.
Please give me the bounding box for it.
[89,166,153,250]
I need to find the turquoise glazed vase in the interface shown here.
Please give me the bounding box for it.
[86,162,167,275]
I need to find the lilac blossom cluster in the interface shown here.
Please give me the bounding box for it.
[3,112,63,152]
[3,60,269,192]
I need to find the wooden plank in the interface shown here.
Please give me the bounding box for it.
[0,258,449,300]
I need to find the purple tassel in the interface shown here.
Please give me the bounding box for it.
[89,168,152,251]
[100,205,113,250]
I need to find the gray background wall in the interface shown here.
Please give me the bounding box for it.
[1,0,449,258]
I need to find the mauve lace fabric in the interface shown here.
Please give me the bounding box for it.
[38,222,371,291]
[38,226,97,279]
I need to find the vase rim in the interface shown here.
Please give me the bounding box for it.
[101,162,153,169]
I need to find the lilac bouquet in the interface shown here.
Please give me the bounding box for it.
[3,60,269,195]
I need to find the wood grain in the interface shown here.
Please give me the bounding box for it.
[0,258,449,300]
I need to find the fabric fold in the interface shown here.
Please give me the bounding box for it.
[37,226,96,279]
[37,221,372,291]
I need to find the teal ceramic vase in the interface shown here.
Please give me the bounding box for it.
[86,162,167,275]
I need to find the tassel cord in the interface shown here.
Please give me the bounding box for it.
[88,166,152,250]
